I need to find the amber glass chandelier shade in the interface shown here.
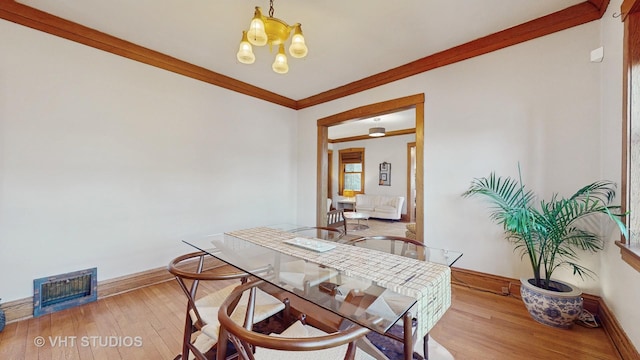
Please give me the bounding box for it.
[272,44,289,74]
[236,31,256,64]
[288,24,308,58]
[247,7,268,46]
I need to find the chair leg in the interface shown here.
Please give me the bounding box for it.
[181,309,193,360]
[283,298,291,325]
[217,326,229,360]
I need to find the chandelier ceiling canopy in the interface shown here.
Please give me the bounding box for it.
[236,0,308,74]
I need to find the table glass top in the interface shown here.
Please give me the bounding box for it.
[184,233,416,335]
[182,224,460,337]
[267,223,463,267]
[342,237,463,267]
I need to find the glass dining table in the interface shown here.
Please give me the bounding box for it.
[182,225,461,360]
[281,224,463,266]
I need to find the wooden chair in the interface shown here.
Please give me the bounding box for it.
[217,279,372,360]
[327,209,348,234]
[168,251,287,360]
[345,236,431,359]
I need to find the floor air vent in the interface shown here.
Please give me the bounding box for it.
[33,267,97,317]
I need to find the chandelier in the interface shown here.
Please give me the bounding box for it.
[236,0,308,74]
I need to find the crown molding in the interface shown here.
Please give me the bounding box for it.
[0,1,609,110]
[329,128,416,144]
[0,0,298,109]
[296,1,610,109]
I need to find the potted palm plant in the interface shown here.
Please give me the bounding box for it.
[462,165,627,328]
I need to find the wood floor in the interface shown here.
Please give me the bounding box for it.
[0,279,620,360]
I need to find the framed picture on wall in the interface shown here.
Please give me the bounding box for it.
[379,162,391,186]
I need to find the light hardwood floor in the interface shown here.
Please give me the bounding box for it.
[346,218,408,237]
[0,278,620,360]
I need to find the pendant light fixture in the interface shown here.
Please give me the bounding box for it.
[369,127,386,137]
[369,117,386,137]
[236,0,308,74]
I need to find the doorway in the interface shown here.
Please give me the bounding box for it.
[407,142,416,223]
[328,150,333,209]
[316,94,425,242]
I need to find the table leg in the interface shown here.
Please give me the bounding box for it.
[403,312,413,360]
[423,333,429,359]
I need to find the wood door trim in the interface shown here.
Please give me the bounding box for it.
[328,128,416,144]
[407,142,416,223]
[316,94,424,243]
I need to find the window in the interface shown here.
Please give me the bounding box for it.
[620,1,640,271]
[339,148,364,195]
[344,163,363,191]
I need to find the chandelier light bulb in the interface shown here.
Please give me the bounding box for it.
[247,7,268,46]
[236,31,256,64]
[288,24,308,58]
[272,44,289,74]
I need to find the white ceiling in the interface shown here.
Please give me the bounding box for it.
[328,109,415,139]
[18,0,583,102]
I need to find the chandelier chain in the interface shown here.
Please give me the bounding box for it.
[269,0,274,17]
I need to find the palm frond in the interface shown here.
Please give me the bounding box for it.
[463,167,627,289]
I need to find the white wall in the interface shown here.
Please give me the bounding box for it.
[330,134,415,214]
[298,14,639,351]
[2,6,637,351]
[0,20,298,302]
[298,23,603,287]
[599,0,640,350]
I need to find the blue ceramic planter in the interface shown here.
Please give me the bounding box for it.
[520,277,583,329]
[0,307,5,332]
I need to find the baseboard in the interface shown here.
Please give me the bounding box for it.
[2,265,175,323]
[1,255,232,323]
[3,263,636,359]
[1,297,34,323]
[97,267,174,299]
[451,267,639,359]
[597,299,640,359]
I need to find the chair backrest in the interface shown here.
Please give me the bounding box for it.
[289,226,344,241]
[217,280,370,360]
[327,209,347,234]
[349,236,427,260]
[167,251,249,326]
